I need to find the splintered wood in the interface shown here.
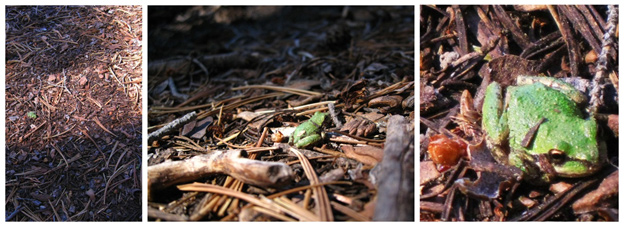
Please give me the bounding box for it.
[148,149,293,194]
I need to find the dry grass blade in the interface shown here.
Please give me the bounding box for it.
[217,181,243,216]
[273,196,320,221]
[39,95,58,111]
[286,155,335,165]
[152,95,243,111]
[196,92,285,119]
[244,146,279,153]
[232,84,322,97]
[232,181,352,221]
[330,201,370,221]
[241,100,338,116]
[179,174,322,221]
[42,123,76,140]
[22,120,47,140]
[20,206,42,221]
[290,147,334,221]
[103,162,131,204]
[93,117,117,137]
[43,153,82,175]
[86,96,103,108]
[79,128,104,155]
[296,103,345,116]
[50,143,70,169]
[329,137,384,147]
[70,200,90,221]
[152,92,284,115]
[268,181,352,199]
[173,135,206,151]
[313,147,347,157]
[256,197,319,221]
[49,200,62,221]
[177,183,280,216]
[368,80,414,100]
[251,206,297,221]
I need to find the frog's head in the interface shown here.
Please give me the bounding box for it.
[310,112,330,127]
[537,119,605,179]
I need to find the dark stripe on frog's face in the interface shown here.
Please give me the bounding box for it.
[309,119,322,129]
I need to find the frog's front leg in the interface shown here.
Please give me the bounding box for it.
[508,150,553,183]
[482,82,510,163]
[294,134,322,148]
[482,82,509,145]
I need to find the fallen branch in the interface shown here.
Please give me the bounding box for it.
[147,111,196,144]
[148,149,293,194]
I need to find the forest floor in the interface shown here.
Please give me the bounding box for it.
[147,6,414,221]
[420,5,618,221]
[5,5,143,221]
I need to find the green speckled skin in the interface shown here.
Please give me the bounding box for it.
[482,77,604,183]
[290,112,329,148]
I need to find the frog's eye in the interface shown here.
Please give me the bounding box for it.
[548,149,566,163]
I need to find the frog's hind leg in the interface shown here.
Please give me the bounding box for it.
[294,134,322,148]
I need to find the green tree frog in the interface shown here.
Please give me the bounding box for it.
[290,112,330,148]
[482,76,605,183]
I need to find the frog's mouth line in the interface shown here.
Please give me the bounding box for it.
[537,154,602,178]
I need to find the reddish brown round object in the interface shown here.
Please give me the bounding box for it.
[427,134,467,167]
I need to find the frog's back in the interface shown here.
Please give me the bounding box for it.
[506,83,598,157]
[507,82,582,120]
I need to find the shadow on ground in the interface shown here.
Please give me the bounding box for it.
[5,5,142,221]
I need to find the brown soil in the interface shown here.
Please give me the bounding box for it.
[5,6,142,221]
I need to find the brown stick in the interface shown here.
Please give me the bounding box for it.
[148,149,293,193]
[372,115,414,221]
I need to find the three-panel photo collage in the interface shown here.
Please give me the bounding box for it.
[1,3,620,222]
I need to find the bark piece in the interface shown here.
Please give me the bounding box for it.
[372,115,414,221]
[573,171,618,214]
[341,145,383,166]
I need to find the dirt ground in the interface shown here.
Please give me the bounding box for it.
[5,6,142,221]
[148,6,414,221]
